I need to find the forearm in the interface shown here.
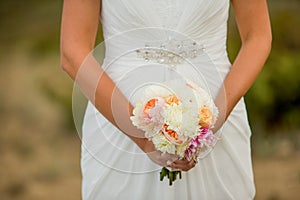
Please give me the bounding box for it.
[60,0,147,151]
[212,0,272,132]
[62,52,147,150]
[214,37,271,131]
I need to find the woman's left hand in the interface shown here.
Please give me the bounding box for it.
[167,158,197,172]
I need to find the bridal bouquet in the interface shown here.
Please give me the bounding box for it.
[130,79,219,185]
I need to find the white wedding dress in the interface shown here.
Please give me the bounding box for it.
[80,0,256,199]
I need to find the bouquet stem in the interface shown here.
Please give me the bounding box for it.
[160,167,182,186]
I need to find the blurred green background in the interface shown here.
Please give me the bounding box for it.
[0,0,299,199]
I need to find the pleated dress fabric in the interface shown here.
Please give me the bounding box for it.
[81,0,256,199]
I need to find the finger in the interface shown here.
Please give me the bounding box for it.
[170,160,196,171]
[154,152,174,167]
[172,159,190,165]
[172,160,195,168]
[166,160,173,165]
[161,152,179,162]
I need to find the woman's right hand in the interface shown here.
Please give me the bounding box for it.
[141,139,179,167]
[141,139,198,171]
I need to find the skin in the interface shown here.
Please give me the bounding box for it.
[60,0,271,172]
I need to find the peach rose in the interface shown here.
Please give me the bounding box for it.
[163,124,183,145]
[199,106,214,128]
[165,95,179,105]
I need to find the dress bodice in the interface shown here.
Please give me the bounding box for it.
[100,0,230,64]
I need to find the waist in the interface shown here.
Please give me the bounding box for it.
[102,41,231,71]
[99,28,231,70]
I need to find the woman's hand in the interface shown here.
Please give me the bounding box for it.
[141,139,179,167]
[142,139,197,171]
[169,158,197,172]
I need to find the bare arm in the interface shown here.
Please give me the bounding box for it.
[60,0,148,148]
[60,0,180,167]
[213,0,272,131]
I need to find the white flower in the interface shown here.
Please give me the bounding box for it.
[130,101,145,127]
[152,133,176,154]
[180,107,200,138]
[130,79,219,157]
[176,143,189,158]
[164,103,182,132]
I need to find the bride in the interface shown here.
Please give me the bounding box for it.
[60,0,271,199]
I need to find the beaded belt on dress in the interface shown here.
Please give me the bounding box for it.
[135,38,205,67]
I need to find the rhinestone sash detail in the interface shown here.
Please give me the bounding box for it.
[135,38,205,66]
